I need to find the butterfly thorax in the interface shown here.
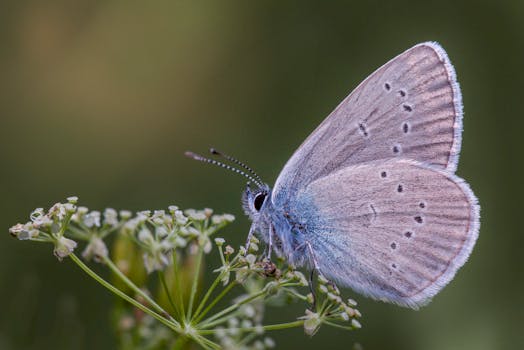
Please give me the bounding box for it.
[242,184,310,267]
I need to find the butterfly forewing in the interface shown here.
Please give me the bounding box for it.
[272,42,463,206]
[294,159,479,308]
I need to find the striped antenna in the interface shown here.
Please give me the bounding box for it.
[209,148,264,185]
[185,151,263,188]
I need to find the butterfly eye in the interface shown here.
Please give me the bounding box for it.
[253,193,267,211]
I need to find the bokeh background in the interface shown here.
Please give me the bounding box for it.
[1,1,523,349]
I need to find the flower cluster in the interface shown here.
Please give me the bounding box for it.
[9,197,362,350]
[10,197,79,260]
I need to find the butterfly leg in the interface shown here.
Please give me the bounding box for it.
[266,224,274,260]
[244,224,256,255]
[309,268,317,310]
[306,241,323,310]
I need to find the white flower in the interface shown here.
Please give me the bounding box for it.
[264,337,275,348]
[30,208,45,222]
[222,214,235,222]
[241,305,255,318]
[294,271,308,286]
[351,319,362,329]
[224,245,235,255]
[66,196,79,204]
[240,319,252,328]
[83,211,101,228]
[246,254,257,266]
[143,251,169,273]
[201,237,212,253]
[301,309,321,336]
[211,214,236,225]
[82,237,108,261]
[155,226,168,238]
[347,298,358,307]
[174,210,187,225]
[340,311,349,321]
[64,203,76,213]
[72,206,88,222]
[9,223,25,237]
[119,210,132,219]
[185,209,206,221]
[103,208,118,227]
[13,225,39,240]
[138,210,151,217]
[138,227,154,243]
[53,236,77,261]
[48,203,67,220]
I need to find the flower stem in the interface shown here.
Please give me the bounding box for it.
[323,320,355,331]
[198,320,305,335]
[159,270,180,320]
[186,247,203,322]
[68,254,181,334]
[102,255,178,325]
[193,281,237,324]
[191,270,226,323]
[172,251,186,322]
[199,289,266,328]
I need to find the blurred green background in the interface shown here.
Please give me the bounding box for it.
[1,1,523,349]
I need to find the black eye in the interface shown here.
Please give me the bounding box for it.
[253,193,266,211]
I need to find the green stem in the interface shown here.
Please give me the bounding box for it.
[102,255,178,326]
[172,251,186,322]
[186,247,203,321]
[323,320,355,331]
[237,332,258,347]
[193,281,237,324]
[196,310,243,330]
[191,270,226,322]
[284,288,308,301]
[68,254,181,334]
[199,320,305,335]
[159,270,180,320]
[193,334,221,350]
[199,289,266,328]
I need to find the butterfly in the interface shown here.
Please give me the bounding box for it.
[187,42,480,309]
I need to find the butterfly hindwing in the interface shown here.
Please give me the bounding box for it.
[292,159,479,308]
[272,42,463,207]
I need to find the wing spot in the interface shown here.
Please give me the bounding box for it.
[403,104,413,112]
[384,82,391,91]
[358,122,369,137]
[397,184,403,193]
[380,171,387,178]
[391,263,397,269]
[419,202,426,209]
[404,231,413,238]
[402,122,410,134]
[392,144,401,155]
[398,90,406,97]
[414,215,424,224]
[390,242,397,250]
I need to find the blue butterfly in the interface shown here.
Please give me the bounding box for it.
[187,42,479,309]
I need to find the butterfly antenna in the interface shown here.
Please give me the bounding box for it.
[209,148,264,185]
[185,151,263,187]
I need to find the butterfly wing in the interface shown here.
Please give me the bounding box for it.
[272,42,463,206]
[292,159,479,308]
